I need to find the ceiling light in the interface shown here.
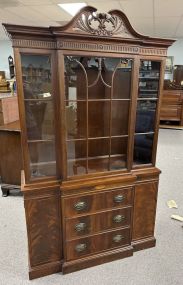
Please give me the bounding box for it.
[58,3,87,16]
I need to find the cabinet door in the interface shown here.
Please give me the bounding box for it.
[133,60,161,166]
[20,53,57,180]
[64,56,133,177]
[132,181,158,241]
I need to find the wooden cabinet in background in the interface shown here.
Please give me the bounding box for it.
[3,6,175,280]
[0,121,22,196]
[0,94,19,125]
[160,89,183,126]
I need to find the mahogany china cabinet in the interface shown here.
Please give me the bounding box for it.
[3,6,175,280]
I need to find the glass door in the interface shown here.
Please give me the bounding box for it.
[133,60,161,165]
[20,53,56,179]
[64,56,133,177]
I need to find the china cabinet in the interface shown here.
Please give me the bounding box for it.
[3,6,175,279]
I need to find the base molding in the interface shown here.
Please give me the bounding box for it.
[132,237,156,252]
[29,261,62,280]
[62,246,133,274]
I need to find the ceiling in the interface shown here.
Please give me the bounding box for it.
[1,0,183,40]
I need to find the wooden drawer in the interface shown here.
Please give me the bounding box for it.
[160,105,181,121]
[66,227,130,261]
[162,90,181,105]
[65,207,132,240]
[63,187,133,217]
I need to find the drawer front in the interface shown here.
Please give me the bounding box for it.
[160,106,181,121]
[66,227,130,261]
[63,187,132,217]
[65,207,132,240]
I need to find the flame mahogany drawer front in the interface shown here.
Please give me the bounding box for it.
[66,227,131,261]
[63,187,133,217]
[65,207,132,240]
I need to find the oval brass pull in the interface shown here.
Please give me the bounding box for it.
[113,214,125,223]
[75,222,87,232]
[74,201,87,211]
[114,194,124,203]
[75,243,87,253]
[112,234,124,243]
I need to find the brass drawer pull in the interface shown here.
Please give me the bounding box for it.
[114,194,124,203]
[113,234,124,243]
[74,201,87,211]
[75,222,87,232]
[75,243,87,253]
[113,214,125,223]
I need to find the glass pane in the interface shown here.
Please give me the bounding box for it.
[67,140,87,176]
[87,57,120,99]
[111,101,130,136]
[67,140,86,159]
[135,101,157,133]
[28,141,56,177]
[66,101,86,139]
[113,59,132,99]
[67,160,86,176]
[64,56,87,100]
[139,61,160,98]
[21,54,56,179]
[110,137,127,170]
[25,101,54,140]
[21,55,52,99]
[88,138,109,173]
[88,101,110,137]
[133,134,154,165]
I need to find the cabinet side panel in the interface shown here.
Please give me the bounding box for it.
[132,181,158,241]
[24,190,62,267]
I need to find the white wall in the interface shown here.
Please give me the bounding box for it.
[167,39,183,65]
[0,40,13,78]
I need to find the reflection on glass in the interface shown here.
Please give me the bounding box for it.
[21,55,52,99]
[66,101,86,139]
[21,54,56,179]
[28,141,56,177]
[65,56,87,100]
[67,160,86,176]
[113,59,132,99]
[135,101,156,133]
[67,140,87,176]
[67,140,86,160]
[133,134,154,165]
[88,139,109,173]
[25,101,54,140]
[139,61,160,98]
[111,101,129,136]
[110,137,127,170]
[88,101,110,137]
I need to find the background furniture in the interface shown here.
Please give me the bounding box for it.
[0,121,22,196]
[4,6,174,280]
[0,94,19,125]
[160,89,183,126]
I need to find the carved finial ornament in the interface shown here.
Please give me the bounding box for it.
[73,10,135,38]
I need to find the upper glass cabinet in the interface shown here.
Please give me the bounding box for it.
[20,54,56,179]
[133,60,161,166]
[64,56,133,177]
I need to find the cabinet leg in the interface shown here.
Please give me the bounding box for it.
[1,187,10,197]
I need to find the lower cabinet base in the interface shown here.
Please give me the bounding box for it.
[28,238,156,279]
[29,261,62,280]
[62,246,133,274]
[132,237,156,252]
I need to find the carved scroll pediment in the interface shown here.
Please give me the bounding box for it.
[69,7,137,38]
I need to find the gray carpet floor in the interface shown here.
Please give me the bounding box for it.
[0,129,183,285]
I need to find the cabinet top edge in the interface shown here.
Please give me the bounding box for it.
[2,6,175,49]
